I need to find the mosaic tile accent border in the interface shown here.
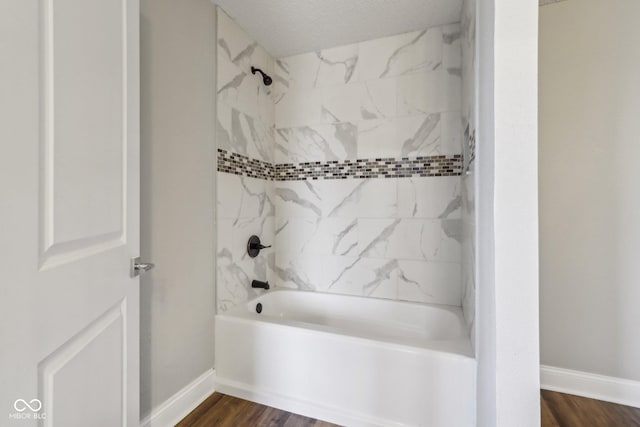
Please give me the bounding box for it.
[217,149,274,180]
[274,156,462,180]
[217,149,462,181]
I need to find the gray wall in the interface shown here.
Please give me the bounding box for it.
[540,0,640,381]
[140,0,216,418]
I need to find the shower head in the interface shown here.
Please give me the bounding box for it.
[251,66,272,86]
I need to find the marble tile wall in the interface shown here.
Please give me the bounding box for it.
[273,178,463,304]
[217,173,275,312]
[273,24,463,162]
[216,9,276,311]
[461,0,477,351]
[272,25,466,306]
[215,9,474,311]
[217,9,275,162]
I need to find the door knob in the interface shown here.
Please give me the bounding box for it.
[130,257,155,278]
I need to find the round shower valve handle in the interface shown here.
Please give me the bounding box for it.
[247,235,271,258]
[251,243,271,250]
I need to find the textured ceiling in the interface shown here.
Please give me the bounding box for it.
[539,0,568,6]
[211,0,464,58]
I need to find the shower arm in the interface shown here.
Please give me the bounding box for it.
[250,66,273,86]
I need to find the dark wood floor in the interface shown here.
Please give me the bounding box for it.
[176,393,339,427]
[541,390,640,426]
[177,391,640,426]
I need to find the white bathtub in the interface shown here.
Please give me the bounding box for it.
[214,290,476,427]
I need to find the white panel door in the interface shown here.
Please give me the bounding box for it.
[0,0,140,426]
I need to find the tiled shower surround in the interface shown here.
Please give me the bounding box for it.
[216,8,475,316]
[461,0,477,351]
[216,9,276,312]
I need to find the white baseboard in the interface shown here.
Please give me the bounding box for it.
[141,369,216,427]
[541,365,640,408]
[215,376,403,427]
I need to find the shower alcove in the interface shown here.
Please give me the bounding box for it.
[213,1,478,425]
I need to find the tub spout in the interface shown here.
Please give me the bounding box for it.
[252,280,270,290]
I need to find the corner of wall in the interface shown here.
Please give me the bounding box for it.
[139,0,217,419]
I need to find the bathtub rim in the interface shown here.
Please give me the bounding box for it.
[217,290,475,360]
[228,288,466,315]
